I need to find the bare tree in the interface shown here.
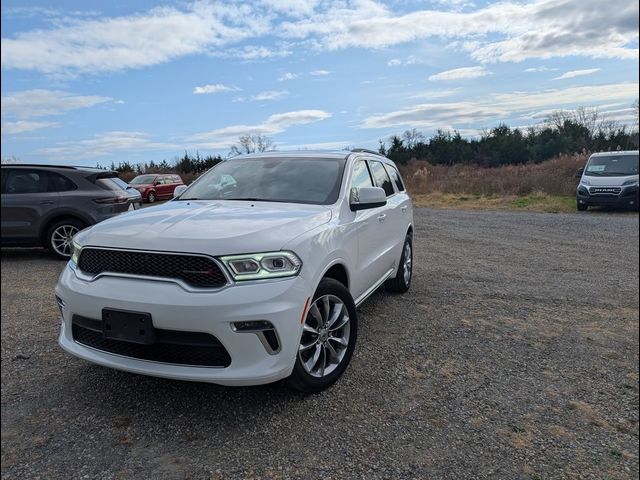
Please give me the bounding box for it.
[229,134,275,156]
[401,128,425,148]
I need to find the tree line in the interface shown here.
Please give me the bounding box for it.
[379,105,639,167]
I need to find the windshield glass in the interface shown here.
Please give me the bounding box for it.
[130,175,156,184]
[178,157,346,205]
[585,154,639,177]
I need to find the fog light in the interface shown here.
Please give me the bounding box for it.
[231,321,280,354]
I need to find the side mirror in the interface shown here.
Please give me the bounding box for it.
[575,167,584,178]
[350,186,387,211]
[173,185,188,198]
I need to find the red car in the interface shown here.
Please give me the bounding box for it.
[129,174,184,203]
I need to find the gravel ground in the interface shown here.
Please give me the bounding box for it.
[1,208,638,480]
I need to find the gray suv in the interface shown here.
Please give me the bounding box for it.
[1,165,141,258]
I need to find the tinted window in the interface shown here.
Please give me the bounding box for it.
[179,157,346,205]
[351,160,373,189]
[369,161,395,197]
[96,176,130,191]
[49,172,77,192]
[173,175,182,183]
[4,169,49,194]
[384,164,405,192]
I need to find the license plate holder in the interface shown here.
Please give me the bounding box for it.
[102,308,156,345]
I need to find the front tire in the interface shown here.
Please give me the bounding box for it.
[286,278,358,393]
[577,201,588,211]
[385,234,413,293]
[46,219,85,259]
[147,191,157,203]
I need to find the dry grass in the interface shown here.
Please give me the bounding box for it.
[400,153,586,197]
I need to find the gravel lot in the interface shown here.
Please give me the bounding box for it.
[2,208,638,479]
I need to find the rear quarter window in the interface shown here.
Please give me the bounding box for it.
[384,164,405,192]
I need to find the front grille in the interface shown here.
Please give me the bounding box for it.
[589,186,622,195]
[78,248,227,288]
[72,316,231,367]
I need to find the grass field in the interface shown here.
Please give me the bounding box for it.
[411,192,578,213]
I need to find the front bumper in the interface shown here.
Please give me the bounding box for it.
[55,265,311,385]
[576,186,639,208]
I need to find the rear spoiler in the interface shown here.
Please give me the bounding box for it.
[85,171,119,183]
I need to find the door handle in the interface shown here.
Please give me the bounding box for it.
[378,213,386,223]
[401,205,408,213]
[39,201,54,205]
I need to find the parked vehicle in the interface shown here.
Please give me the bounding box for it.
[55,150,414,392]
[576,150,639,211]
[1,165,142,259]
[129,173,184,203]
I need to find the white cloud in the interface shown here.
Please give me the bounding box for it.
[38,131,178,159]
[1,120,58,134]
[187,109,332,148]
[251,90,289,101]
[2,0,637,76]
[553,68,601,80]
[429,66,492,81]
[193,83,240,94]
[309,69,330,76]
[362,82,639,129]
[278,72,298,82]
[524,66,557,72]
[1,89,112,118]
[387,59,402,67]
[1,3,268,74]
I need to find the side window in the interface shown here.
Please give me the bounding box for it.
[350,160,374,189]
[48,172,77,192]
[173,175,182,183]
[369,161,395,197]
[384,164,405,192]
[4,169,49,194]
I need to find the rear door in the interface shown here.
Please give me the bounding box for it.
[1,169,59,242]
[383,162,412,258]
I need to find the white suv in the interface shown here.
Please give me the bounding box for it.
[55,150,414,392]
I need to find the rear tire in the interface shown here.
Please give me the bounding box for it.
[46,218,85,260]
[385,234,413,293]
[286,278,358,393]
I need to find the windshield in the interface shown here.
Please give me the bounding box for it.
[130,175,156,184]
[585,154,639,177]
[177,157,346,205]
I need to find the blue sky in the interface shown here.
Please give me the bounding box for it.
[1,0,638,165]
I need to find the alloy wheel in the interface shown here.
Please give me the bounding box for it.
[298,294,351,378]
[51,225,79,257]
[403,242,412,285]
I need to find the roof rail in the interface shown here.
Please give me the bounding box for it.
[350,148,382,156]
[0,164,105,170]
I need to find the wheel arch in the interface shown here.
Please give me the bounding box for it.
[319,260,350,291]
[40,212,90,245]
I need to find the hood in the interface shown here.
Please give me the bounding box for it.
[582,174,639,187]
[76,200,332,255]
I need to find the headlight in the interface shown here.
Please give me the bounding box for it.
[220,251,302,281]
[580,178,591,186]
[70,240,82,266]
[622,178,639,187]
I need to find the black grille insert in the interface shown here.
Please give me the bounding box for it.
[72,315,231,367]
[78,248,227,288]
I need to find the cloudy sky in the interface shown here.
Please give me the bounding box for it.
[1,0,638,165]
